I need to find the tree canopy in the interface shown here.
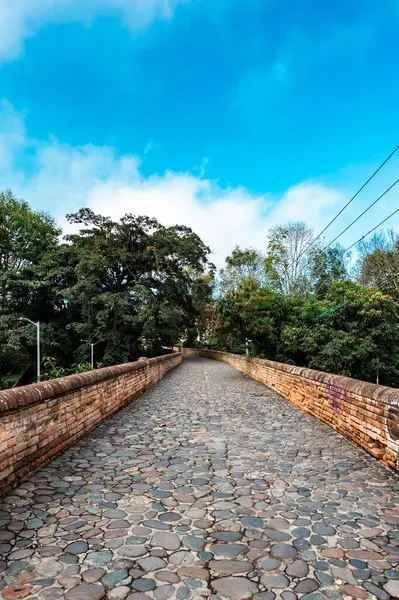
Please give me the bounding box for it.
[2,191,398,388]
[0,192,213,386]
[218,246,266,294]
[0,191,61,386]
[357,230,399,301]
[198,222,399,386]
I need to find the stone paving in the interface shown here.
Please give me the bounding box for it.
[1,356,399,600]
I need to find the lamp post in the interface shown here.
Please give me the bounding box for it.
[19,317,40,382]
[245,338,252,357]
[82,340,102,369]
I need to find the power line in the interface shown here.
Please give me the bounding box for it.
[343,206,399,254]
[293,177,399,281]
[290,144,399,266]
[319,177,399,254]
[313,205,399,298]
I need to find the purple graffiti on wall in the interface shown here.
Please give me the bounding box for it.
[327,384,346,412]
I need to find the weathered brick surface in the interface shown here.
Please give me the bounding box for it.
[178,348,399,472]
[0,353,181,495]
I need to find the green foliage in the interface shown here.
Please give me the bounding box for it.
[214,280,287,357]
[218,246,267,294]
[58,208,214,364]
[306,281,399,381]
[0,192,214,382]
[264,221,316,296]
[264,221,348,297]
[357,229,399,301]
[201,220,399,384]
[1,374,19,390]
[42,356,92,380]
[208,277,399,384]
[0,191,61,381]
[2,193,398,388]
[311,246,347,298]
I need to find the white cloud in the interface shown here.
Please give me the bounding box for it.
[270,183,345,227]
[79,175,271,265]
[0,0,192,61]
[0,101,346,266]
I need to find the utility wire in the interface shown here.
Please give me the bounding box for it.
[313,205,399,298]
[343,206,399,254]
[289,144,399,267]
[292,177,399,282]
[319,177,399,254]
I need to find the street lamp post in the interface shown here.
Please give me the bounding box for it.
[245,338,252,358]
[82,340,102,369]
[19,317,41,382]
[90,340,102,369]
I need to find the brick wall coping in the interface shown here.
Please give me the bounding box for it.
[0,353,180,415]
[184,349,399,404]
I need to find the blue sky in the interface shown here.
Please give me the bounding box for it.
[0,0,398,265]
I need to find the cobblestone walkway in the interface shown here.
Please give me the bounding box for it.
[1,357,399,600]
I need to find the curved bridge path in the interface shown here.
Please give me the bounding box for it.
[1,356,399,600]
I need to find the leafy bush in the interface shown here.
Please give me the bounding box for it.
[42,356,92,380]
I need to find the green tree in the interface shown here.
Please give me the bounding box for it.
[0,193,215,384]
[0,191,61,385]
[264,221,317,296]
[280,281,399,382]
[0,190,60,310]
[214,280,288,357]
[357,229,399,301]
[218,246,267,294]
[311,245,347,298]
[264,221,348,298]
[57,209,214,364]
[210,277,399,384]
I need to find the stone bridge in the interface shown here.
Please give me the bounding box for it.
[0,353,399,600]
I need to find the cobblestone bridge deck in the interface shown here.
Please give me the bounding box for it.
[1,356,399,600]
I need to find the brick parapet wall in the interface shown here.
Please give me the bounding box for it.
[178,348,399,472]
[0,353,182,495]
